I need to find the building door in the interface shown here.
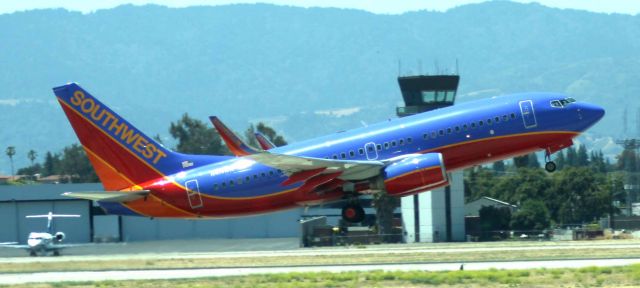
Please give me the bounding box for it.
[519,100,538,129]
[364,142,378,160]
[185,180,203,209]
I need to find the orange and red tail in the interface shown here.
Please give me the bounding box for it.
[53,83,230,190]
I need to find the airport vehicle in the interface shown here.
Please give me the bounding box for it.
[54,83,604,222]
[0,212,80,256]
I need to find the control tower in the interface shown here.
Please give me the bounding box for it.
[396,74,465,243]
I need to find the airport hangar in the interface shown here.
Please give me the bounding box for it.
[0,75,467,245]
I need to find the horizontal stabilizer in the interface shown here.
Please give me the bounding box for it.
[62,191,149,202]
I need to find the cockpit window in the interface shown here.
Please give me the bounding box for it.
[550,97,576,108]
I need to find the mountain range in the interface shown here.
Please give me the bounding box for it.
[0,1,638,172]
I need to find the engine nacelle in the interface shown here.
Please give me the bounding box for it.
[54,232,65,241]
[382,153,449,197]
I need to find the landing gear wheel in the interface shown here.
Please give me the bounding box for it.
[545,161,557,173]
[342,204,365,223]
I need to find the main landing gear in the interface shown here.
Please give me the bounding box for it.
[341,203,365,223]
[544,149,556,173]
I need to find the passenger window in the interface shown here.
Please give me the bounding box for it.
[376,144,382,151]
[222,182,227,188]
[349,150,355,157]
[246,176,250,182]
[487,118,492,125]
[471,122,476,129]
[455,126,460,133]
[341,152,346,159]
[423,133,428,140]
[479,120,484,126]
[237,178,242,185]
[502,115,508,121]
[367,145,374,152]
[229,180,234,187]
[384,142,389,149]
[214,184,218,190]
[447,128,452,134]
[407,137,412,143]
[431,131,437,138]
[254,174,258,179]
[359,148,364,155]
[261,172,266,177]
[463,124,468,131]
[399,139,405,145]
[439,130,445,136]
[391,141,397,147]
[494,117,500,123]
[510,113,516,119]
[332,154,338,159]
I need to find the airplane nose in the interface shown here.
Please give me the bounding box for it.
[578,102,605,125]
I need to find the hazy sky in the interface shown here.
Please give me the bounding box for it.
[1,0,639,15]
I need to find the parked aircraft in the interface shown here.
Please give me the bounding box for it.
[0,212,80,256]
[54,83,604,222]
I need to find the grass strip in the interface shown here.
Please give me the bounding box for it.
[5,264,640,288]
[1,247,640,274]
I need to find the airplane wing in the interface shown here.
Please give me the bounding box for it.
[62,190,149,202]
[209,116,262,156]
[247,152,384,182]
[254,132,276,150]
[0,243,29,249]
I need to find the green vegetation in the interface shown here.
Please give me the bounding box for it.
[466,145,628,231]
[6,264,640,288]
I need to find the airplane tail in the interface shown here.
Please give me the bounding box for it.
[53,83,231,190]
[26,212,80,233]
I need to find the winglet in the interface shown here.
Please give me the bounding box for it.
[254,132,276,150]
[209,116,261,156]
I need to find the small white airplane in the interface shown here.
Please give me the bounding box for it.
[0,212,81,256]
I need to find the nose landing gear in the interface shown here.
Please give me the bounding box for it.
[341,203,365,223]
[544,148,556,173]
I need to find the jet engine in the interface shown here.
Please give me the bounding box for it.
[54,232,65,241]
[378,153,449,197]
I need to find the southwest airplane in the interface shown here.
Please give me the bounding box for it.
[54,83,604,222]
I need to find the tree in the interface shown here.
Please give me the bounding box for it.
[577,144,589,166]
[528,153,540,168]
[59,144,98,183]
[169,113,228,155]
[510,200,551,231]
[5,146,15,178]
[43,151,61,176]
[513,155,529,168]
[492,160,505,173]
[478,206,511,240]
[555,150,566,170]
[550,167,610,225]
[27,150,37,165]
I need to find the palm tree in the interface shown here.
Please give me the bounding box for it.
[27,150,37,165]
[5,146,15,180]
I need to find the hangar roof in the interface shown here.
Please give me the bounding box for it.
[0,183,103,202]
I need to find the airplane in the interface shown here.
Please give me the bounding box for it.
[0,212,80,256]
[53,83,604,222]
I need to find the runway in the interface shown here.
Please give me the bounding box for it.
[1,258,640,285]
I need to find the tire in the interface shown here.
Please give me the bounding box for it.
[545,161,557,172]
[342,204,365,223]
